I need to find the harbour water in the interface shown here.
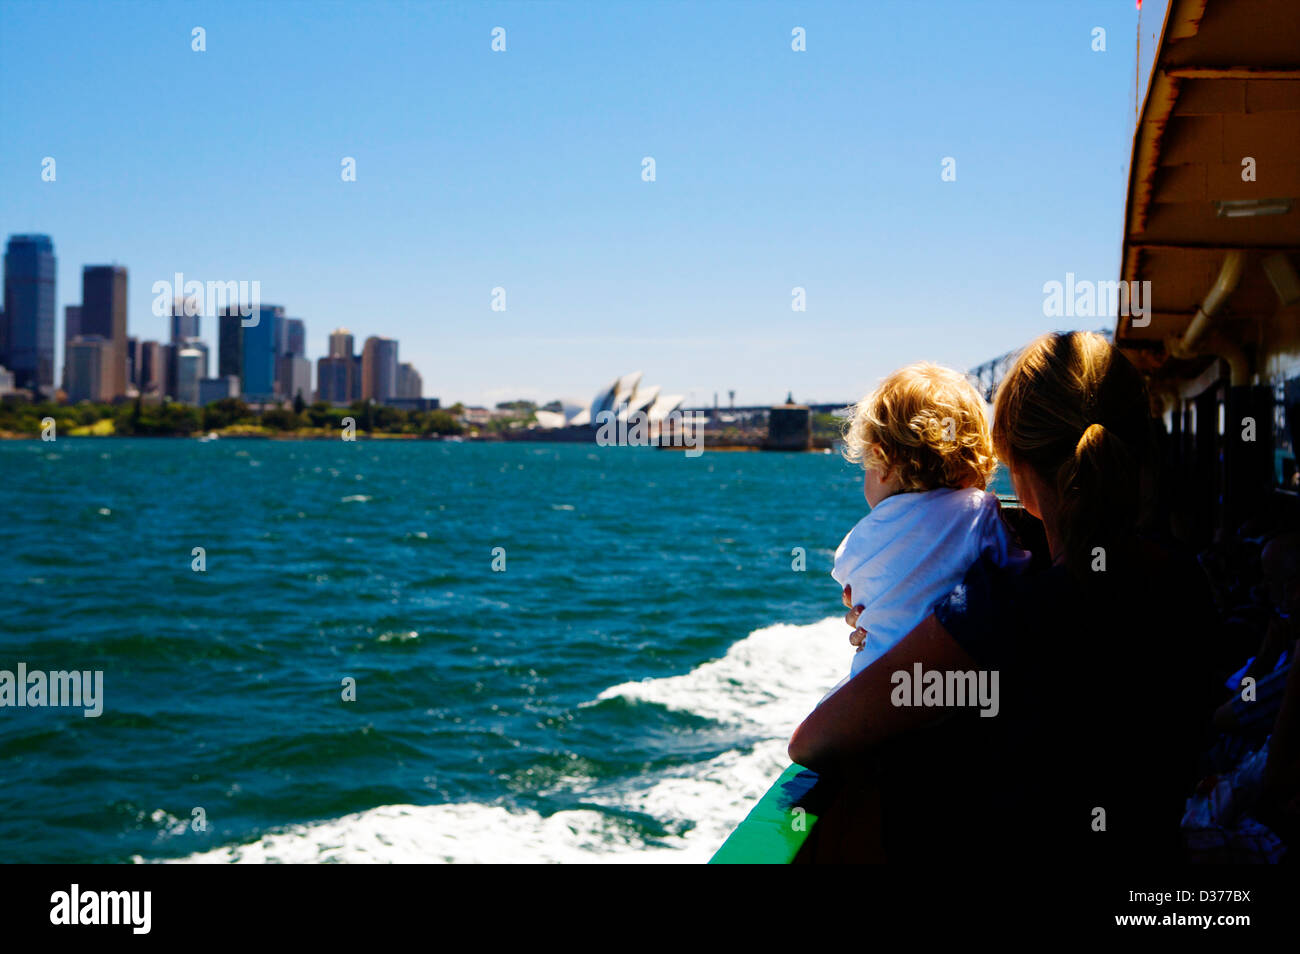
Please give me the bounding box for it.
[1,439,1009,862]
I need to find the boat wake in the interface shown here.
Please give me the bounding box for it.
[156,616,849,864]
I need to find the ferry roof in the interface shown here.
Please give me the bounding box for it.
[1116,0,1300,387]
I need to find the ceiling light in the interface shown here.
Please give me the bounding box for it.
[1215,198,1293,218]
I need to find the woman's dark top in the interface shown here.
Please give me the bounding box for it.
[875,540,1218,863]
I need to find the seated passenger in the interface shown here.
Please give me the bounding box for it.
[1259,643,1300,850]
[1215,532,1299,733]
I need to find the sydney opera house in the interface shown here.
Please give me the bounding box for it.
[530,371,685,432]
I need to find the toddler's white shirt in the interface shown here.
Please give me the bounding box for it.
[832,487,1028,678]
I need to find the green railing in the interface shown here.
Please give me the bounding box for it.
[713,499,1025,864]
[709,763,820,864]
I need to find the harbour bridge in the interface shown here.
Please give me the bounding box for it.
[969,328,1113,402]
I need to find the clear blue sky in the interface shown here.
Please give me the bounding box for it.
[0,0,1165,408]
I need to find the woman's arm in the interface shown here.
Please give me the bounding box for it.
[788,612,980,774]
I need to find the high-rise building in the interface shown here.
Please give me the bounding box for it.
[396,362,422,399]
[328,328,354,359]
[282,356,312,403]
[241,304,284,402]
[285,318,306,358]
[276,317,307,399]
[198,375,240,406]
[64,304,81,358]
[168,298,202,390]
[81,265,128,400]
[316,356,352,404]
[170,298,200,344]
[321,328,359,402]
[139,340,162,394]
[180,337,209,379]
[63,305,82,389]
[217,309,243,380]
[159,343,176,399]
[65,335,113,403]
[175,348,205,405]
[127,337,140,389]
[361,336,398,403]
[2,235,57,396]
[176,348,209,406]
[273,314,286,361]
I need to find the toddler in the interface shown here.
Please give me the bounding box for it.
[828,362,1028,692]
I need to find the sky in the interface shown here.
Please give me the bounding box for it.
[0,0,1168,409]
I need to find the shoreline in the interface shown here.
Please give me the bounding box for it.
[1,431,833,452]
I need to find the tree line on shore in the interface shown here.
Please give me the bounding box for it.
[0,396,468,438]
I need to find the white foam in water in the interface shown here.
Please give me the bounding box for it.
[161,616,850,864]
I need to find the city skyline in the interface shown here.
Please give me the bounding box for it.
[0,233,431,407]
[0,1,1162,410]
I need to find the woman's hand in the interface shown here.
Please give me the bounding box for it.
[842,585,867,651]
[788,613,979,773]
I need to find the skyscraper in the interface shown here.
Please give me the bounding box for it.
[175,348,205,406]
[320,328,359,403]
[361,336,398,403]
[241,304,284,402]
[159,342,176,398]
[170,298,200,344]
[277,317,307,399]
[166,299,202,392]
[139,340,162,394]
[328,328,354,359]
[316,357,351,403]
[127,337,140,389]
[63,305,82,390]
[285,318,306,358]
[181,338,209,379]
[198,375,240,406]
[2,235,57,396]
[217,309,243,380]
[282,356,312,403]
[81,265,128,400]
[397,362,422,399]
[65,335,112,403]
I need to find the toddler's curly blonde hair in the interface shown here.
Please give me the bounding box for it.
[843,362,996,492]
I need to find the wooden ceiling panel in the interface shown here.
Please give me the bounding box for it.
[1246,80,1300,112]
[1205,159,1300,199]
[1160,114,1223,165]
[1141,199,1297,246]
[1222,112,1300,164]
[1116,0,1299,382]
[1164,0,1300,69]
[1173,79,1246,115]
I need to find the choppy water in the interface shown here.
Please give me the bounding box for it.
[0,438,1007,863]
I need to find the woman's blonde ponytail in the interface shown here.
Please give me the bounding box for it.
[1056,421,1141,574]
[992,332,1152,581]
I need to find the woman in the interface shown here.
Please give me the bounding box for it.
[789,331,1218,862]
